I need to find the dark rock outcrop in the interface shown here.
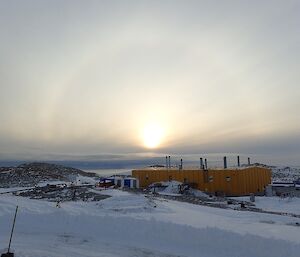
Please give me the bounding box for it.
[0,162,97,188]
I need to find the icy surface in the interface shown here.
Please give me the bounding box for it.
[0,189,300,257]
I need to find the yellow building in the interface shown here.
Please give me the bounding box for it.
[132,166,271,196]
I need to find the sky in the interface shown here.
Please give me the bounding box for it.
[0,0,300,164]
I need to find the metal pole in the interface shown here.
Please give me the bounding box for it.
[8,206,18,253]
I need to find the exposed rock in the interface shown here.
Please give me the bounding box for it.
[14,184,109,202]
[0,162,97,188]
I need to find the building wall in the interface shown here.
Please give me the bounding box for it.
[132,167,271,196]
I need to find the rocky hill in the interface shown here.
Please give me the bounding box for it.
[271,166,300,183]
[0,162,97,188]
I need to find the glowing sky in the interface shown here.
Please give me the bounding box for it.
[0,0,300,160]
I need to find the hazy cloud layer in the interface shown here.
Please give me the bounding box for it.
[0,1,300,161]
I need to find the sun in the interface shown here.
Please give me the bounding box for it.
[142,123,164,149]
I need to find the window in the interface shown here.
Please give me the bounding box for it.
[226,176,231,182]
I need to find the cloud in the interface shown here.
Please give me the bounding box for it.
[0,1,299,162]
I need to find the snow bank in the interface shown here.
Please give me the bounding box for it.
[162,181,182,194]
[1,190,300,257]
[1,210,300,257]
[234,196,300,214]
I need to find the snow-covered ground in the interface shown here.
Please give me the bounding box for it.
[234,196,300,214]
[1,189,300,257]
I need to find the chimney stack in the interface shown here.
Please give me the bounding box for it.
[248,157,251,166]
[223,156,227,169]
[237,156,240,167]
[168,156,171,169]
[205,158,208,169]
[200,158,203,169]
[180,158,183,170]
[166,156,168,169]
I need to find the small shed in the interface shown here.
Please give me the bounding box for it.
[123,177,139,189]
[98,176,139,189]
